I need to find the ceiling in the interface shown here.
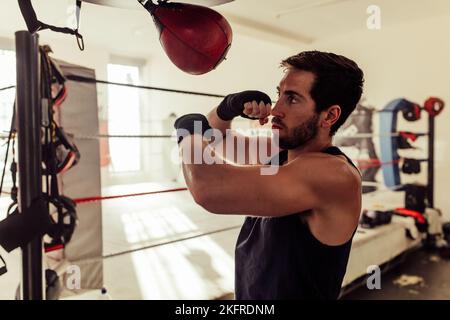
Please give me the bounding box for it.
[0,0,449,56]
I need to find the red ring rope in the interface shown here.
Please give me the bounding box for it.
[356,159,401,170]
[73,187,188,204]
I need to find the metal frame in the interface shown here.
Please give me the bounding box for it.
[427,113,434,208]
[15,30,44,300]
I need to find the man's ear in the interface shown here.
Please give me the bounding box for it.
[322,105,341,129]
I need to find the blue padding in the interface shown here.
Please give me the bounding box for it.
[379,99,414,188]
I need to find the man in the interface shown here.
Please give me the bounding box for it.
[174,51,364,299]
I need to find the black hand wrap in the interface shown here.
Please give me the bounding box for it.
[216,90,272,121]
[174,113,212,144]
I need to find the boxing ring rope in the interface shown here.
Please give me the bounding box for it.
[0,85,15,92]
[73,187,188,204]
[0,131,429,140]
[66,75,227,99]
[102,223,242,260]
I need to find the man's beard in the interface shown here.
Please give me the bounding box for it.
[274,114,320,150]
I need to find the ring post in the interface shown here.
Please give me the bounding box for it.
[15,30,44,300]
[427,113,434,208]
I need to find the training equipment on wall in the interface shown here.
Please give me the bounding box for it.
[379,99,413,188]
[379,97,443,191]
[334,104,380,193]
[359,210,393,229]
[402,158,421,174]
[340,94,446,296]
[378,96,446,241]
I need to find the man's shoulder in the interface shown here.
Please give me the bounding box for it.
[287,151,361,193]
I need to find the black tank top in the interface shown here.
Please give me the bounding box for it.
[235,146,358,300]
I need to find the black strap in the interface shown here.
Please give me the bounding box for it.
[7,139,18,217]
[74,0,84,51]
[322,146,360,171]
[40,48,60,200]
[0,254,7,276]
[17,0,41,33]
[18,0,84,50]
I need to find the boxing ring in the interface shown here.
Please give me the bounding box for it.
[0,28,446,300]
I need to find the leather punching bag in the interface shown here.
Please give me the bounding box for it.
[142,1,233,75]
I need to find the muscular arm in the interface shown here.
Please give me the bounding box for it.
[181,136,361,217]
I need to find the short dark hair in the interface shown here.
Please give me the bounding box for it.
[281,51,364,135]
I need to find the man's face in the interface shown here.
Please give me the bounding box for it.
[271,68,320,149]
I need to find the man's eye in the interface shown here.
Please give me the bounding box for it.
[288,96,297,104]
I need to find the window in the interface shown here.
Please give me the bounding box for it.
[107,63,141,173]
[0,49,15,135]
[0,49,16,193]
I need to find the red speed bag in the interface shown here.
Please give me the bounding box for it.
[143,1,233,75]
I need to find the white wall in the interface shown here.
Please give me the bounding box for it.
[307,13,450,221]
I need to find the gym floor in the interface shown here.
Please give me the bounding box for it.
[343,249,450,300]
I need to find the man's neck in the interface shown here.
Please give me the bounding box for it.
[287,137,333,163]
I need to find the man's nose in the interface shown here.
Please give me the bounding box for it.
[270,100,284,118]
